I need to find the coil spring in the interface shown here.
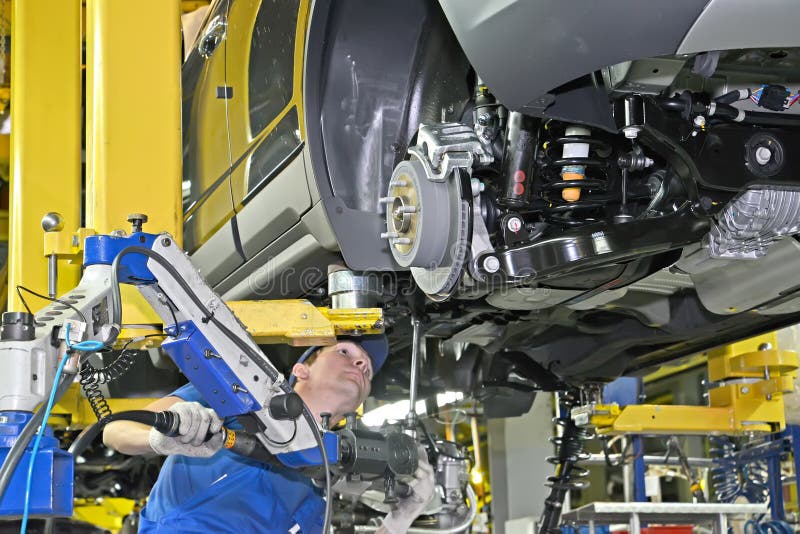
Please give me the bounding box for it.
[710,435,771,504]
[539,392,593,534]
[79,349,136,423]
[540,129,612,227]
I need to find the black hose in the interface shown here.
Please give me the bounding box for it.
[0,372,76,502]
[715,89,750,105]
[108,245,333,532]
[657,97,686,112]
[73,409,284,468]
[710,103,741,121]
[658,95,800,128]
[69,410,174,457]
[711,102,800,127]
[738,109,800,128]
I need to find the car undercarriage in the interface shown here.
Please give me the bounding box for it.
[299,1,800,418]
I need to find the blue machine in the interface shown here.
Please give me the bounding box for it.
[0,228,402,523]
[0,412,72,516]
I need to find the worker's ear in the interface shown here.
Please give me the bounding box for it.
[292,362,311,382]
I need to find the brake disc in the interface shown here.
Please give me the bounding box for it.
[381,157,470,301]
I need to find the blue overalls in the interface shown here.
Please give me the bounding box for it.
[139,384,325,533]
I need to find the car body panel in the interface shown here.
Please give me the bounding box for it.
[235,134,312,259]
[188,0,323,290]
[436,0,708,113]
[218,200,341,300]
[188,217,243,287]
[225,0,307,210]
[678,0,800,54]
[182,0,237,255]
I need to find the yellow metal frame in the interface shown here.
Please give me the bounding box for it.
[85,0,182,240]
[9,0,82,312]
[73,497,139,532]
[49,383,158,430]
[85,0,183,327]
[587,333,798,436]
[226,300,384,346]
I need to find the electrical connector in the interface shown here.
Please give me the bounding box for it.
[756,84,791,111]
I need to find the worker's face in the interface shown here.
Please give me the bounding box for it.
[295,341,373,409]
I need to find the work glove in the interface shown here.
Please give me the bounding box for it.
[380,449,436,534]
[148,401,224,458]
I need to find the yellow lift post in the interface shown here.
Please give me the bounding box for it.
[575,333,799,435]
[85,0,183,327]
[13,1,382,529]
[8,0,82,311]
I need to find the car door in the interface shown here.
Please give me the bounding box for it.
[224,0,311,259]
[182,0,236,256]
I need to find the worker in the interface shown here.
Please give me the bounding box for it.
[103,335,434,533]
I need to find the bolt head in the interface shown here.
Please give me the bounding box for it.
[483,256,501,273]
[755,147,772,166]
[623,126,640,139]
[506,217,523,233]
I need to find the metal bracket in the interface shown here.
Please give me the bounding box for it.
[226,300,384,346]
[584,334,798,436]
[408,123,493,183]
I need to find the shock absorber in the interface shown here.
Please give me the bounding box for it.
[560,126,591,202]
[540,124,611,226]
[539,391,592,534]
[498,111,537,208]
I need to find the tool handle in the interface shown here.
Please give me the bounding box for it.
[152,410,281,464]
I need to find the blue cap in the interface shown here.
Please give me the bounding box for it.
[289,334,389,385]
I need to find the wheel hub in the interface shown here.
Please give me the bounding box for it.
[381,157,471,300]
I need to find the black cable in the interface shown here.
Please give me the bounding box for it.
[263,419,298,446]
[108,245,333,532]
[417,420,467,460]
[15,286,35,317]
[17,285,89,324]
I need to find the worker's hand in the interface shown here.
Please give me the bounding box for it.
[148,401,224,457]
[380,448,436,534]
